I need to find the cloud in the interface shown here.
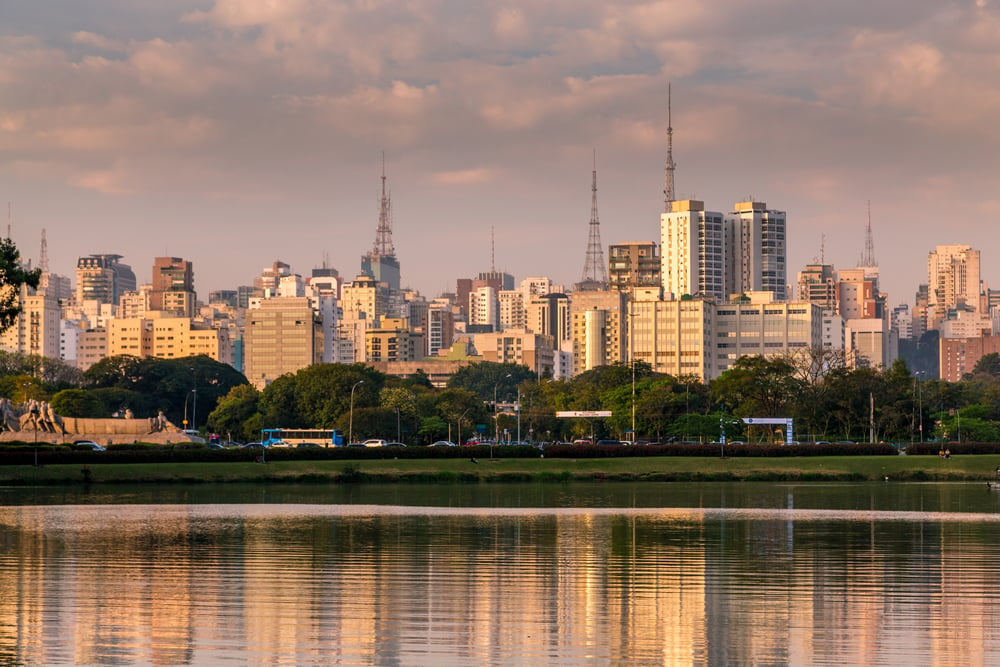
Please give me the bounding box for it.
[429,168,498,185]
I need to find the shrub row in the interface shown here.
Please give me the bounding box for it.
[0,440,905,465]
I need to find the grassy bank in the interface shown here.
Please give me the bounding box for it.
[3,453,1000,485]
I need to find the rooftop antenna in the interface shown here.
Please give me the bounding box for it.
[580,149,609,287]
[820,233,826,265]
[663,83,676,212]
[859,200,877,267]
[373,151,395,257]
[490,225,496,272]
[39,229,48,273]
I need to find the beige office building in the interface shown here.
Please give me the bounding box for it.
[928,244,982,330]
[365,318,423,363]
[473,329,555,378]
[245,297,323,389]
[569,290,627,376]
[106,315,233,365]
[76,328,108,371]
[714,295,824,377]
[629,289,715,381]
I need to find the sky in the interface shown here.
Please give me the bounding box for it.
[2,0,999,305]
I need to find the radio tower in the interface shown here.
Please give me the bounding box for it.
[663,83,676,212]
[578,150,608,290]
[39,228,49,272]
[373,152,395,257]
[858,200,877,267]
[360,152,401,292]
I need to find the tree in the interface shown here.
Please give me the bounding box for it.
[966,353,1000,381]
[447,361,534,402]
[207,384,261,443]
[50,389,105,418]
[710,356,803,418]
[0,238,41,335]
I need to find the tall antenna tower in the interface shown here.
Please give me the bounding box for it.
[373,152,395,257]
[859,200,877,267]
[490,225,496,273]
[580,149,609,288]
[663,83,676,212]
[39,229,49,273]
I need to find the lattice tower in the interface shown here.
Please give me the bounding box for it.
[581,150,609,286]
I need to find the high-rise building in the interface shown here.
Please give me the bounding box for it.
[797,263,838,311]
[660,200,725,301]
[609,242,660,291]
[569,290,627,375]
[629,288,715,381]
[150,256,196,317]
[75,254,136,307]
[928,244,982,330]
[244,297,323,389]
[725,201,787,300]
[254,261,291,296]
[0,284,60,360]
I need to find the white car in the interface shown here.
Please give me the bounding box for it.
[363,439,387,447]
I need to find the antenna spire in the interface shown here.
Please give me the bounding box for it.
[663,83,676,212]
[39,229,48,273]
[580,149,609,288]
[373,151,395,257]
[859,200,877,267]
[490,226,496,272]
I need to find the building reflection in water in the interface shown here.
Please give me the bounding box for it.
[0,500,999,665]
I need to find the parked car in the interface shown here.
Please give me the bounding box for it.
[429,441,457,447]
[296,442,321,448]
[596,439,626,446]
[72,440,106,452]
[363,439,387,447]
[385,442,407,447]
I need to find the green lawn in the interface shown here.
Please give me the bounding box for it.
[3,454,999,485]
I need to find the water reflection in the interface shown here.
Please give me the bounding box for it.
[0,484,998,665]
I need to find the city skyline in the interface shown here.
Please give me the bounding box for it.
[3,1,1000,303]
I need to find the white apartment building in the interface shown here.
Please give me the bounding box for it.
[498,290,524,330]
[0,284,61,360]
[660,200,726,301]
[725,201,787,301]
[469,285,499,331]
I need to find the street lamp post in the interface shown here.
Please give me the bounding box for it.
[31,405,39,467]
[493,373,511,443]
[349,380,364,444]
[458,408,471,447]
[516,389,521,445]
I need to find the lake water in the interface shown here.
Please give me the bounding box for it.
[1,482,999,666]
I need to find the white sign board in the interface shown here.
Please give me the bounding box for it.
[556,411,613,418]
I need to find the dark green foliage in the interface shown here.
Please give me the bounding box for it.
[0,238,41,335]
[50,389,105,418]
[447,361,534,402]
[207,384,261,443]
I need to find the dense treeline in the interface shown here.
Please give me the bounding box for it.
[2,349,999,446]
